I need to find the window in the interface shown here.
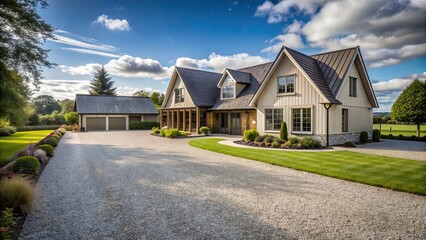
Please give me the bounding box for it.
[292,108,312,133]
[174,88,184,103]
[342,109,348,132]
[349,77,357,97]
[277,75,295,94]
[265,109,283,131]
[221,76,235,99]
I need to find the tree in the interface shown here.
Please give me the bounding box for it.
[33,95,60,115]
[150,92,165,107]
[280,121,288,141]
[391,79,426,137]
[59,99,74,114]
[89,66,116,95]
[157,93,165,106]
[64,111,78,125]
[133,90,150,97]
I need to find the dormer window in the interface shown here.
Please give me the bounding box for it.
[221,76,235,99]
[174,88,184,103]
[277,75,295,94]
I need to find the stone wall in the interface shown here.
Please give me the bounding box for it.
[314,131,373,146]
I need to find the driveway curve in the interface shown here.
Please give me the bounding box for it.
[20,131,426,239]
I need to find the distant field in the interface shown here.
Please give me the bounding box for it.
[373,124,426,137]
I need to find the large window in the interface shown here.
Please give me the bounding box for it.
[174,88,185,103]
[349,77,357,97]
[342,109,348,132]
[292,108,312,133]
[265,108,283,131]
[221,76,235,99]
[277,75,295,94]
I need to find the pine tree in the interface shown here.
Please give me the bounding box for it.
[89,66,116,95]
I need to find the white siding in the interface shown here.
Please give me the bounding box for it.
[256,55,327,136]
[164,75,195,108]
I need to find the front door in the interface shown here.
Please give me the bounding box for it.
[213,113,229,134]
[230,113,241,135]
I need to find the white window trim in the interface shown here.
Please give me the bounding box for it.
[264,108,284,132]
[277,74,296,95]
[221,82,236,100]
[290,106,313,135]
[174,88,185,103]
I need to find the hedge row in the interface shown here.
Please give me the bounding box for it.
[129,121,160,130]
[16,125,61,132]
[381,134,426,142]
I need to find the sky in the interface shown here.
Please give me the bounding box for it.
[34,0,426,112]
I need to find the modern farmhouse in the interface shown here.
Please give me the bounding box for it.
[161,46,378,145]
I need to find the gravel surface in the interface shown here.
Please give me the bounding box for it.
[20,131,426,240]
[334,139,426,161]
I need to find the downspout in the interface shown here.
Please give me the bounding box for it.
[324,103,333,147]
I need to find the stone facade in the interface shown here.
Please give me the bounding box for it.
[314,131,373,146]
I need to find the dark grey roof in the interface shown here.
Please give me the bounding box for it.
[227,69,251,84]
[209,62,273,110]
[285,47,341,104]
[75,95,158,114]
[176,67,222,107]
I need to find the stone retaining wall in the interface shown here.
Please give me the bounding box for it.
[314,131,372,146]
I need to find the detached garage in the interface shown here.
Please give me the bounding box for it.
[74,95,159,131]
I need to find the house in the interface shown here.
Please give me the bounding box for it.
[74,94,159,131]
[161,46,378,145]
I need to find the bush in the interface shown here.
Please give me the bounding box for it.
[0,176,35,214]
[300,137,322,149]
[388,134,393,137]
[243,129,259,142]
[28,113,40,126]
[4,126,16,135]
[410,135,418,140]
[274,137,284,145]
[372,129,380,142]
[0,128,11,136]
[360,131,368,143]
[283,141,292,148]
[152,127,161,134]
[263,135,274,144]
[50,134,60,142]
[44,137,59,147]
[64,125,73,131]
[165,129,182,138]
[16,125,61,131]
[64,111,78,125]
[0,208,16,239]
[288,137,299,145]
[200,126,209,134]
[398,134,404,140]
[254,135,265,143]
[57,128,66,135]
[271,141,280,148]
[36,144,54,157]
[280,122,288,141]
[159,129,166,137]
[12,156,41,175]
[343,141,357,147]
[33,149,48,164]
[129,121,160,130]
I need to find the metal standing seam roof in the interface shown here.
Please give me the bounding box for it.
[75,95,159,114]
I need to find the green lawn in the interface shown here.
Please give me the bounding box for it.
[189,138,426,195]
[374,124,426,137]
[0,130,53,167]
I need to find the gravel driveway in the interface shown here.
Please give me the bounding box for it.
[20,131,426,239]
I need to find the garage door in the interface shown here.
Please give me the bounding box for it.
[86,117,106,131]
[108,117,126,130]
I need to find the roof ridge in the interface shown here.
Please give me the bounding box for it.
[76,94,151,98]
[310,46,359,56]
[176,66,221,74]
[284,46,316,60]
[237,61,273,70]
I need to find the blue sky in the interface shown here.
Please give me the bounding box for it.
[35,0,426,111]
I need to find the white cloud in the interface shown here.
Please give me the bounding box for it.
[61,48,122,58]
[255,0,326,23]
[175,52,270,72]
[95,14,130,31]
[32,80,91,100]
[261,33,305,53]
[50,32,117,52]
[60,63,102,75]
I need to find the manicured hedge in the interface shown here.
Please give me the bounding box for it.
[129,121,160,130]
[16,125,61,132]
[381,134,426,142]
[12,156,40,175]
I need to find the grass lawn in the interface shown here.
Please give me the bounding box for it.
[0,130,53,167]
[189,138,426,195]
[374,124,426,137]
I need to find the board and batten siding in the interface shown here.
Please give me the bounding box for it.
[256,55,327,136]
[164,75,195,108]
[329,63,373,134]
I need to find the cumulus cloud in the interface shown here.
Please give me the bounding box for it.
[256,0,426,68]
[60,63,102,75]
[261,32,305,53]
[175,52,270,72]
[32,80,91,100]
[95,14,131,31]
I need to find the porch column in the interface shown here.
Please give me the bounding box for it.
[228,112,231,135]
[196,107,200,134]
[189,110,192,133]
[159,109,163,128]
[166,111,170,128]
[171,110,174,128]
[182,110,186,131]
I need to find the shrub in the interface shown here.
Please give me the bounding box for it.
[258,142,265,147]
[0,128,11,136]
[360,131,368,143]
[73,124,81,132]
[398,134,404,139]
[4,126,16,135]
[388,134,393,137]
[343,141,357,147]
[159,129,166,137]
[372,129,380,142]
[0,208,16,239]
[283,140,292,148]
[200,126,209,134]
[288,137,299,145]
[57,128,66,135]
[410,135,418,140]
[16,125,61,131]
[52,132,62,139]
[36,144,54,157]
[129,121,160,130]
[44,137,59,147]
[64,125,73,131]
[12,156,41,175]
[64,111,78,125]
[263,135,274,144]
[272,141,280,148]
[254,135,265,143]
[0,176,35,214]
[280,122,288,141]
[165,129,182,138]
[28,113,40,126]
[33,149,48,164]
[50,135,60,142]
[243,129,259,142]
[274,137,284,145]
[300,137,322,149]
[152,127,161,134]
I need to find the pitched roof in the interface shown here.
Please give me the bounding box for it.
[226,69,251,84]
[175,67,222,107]
[75,95,158,114]
[209,62,273,110]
